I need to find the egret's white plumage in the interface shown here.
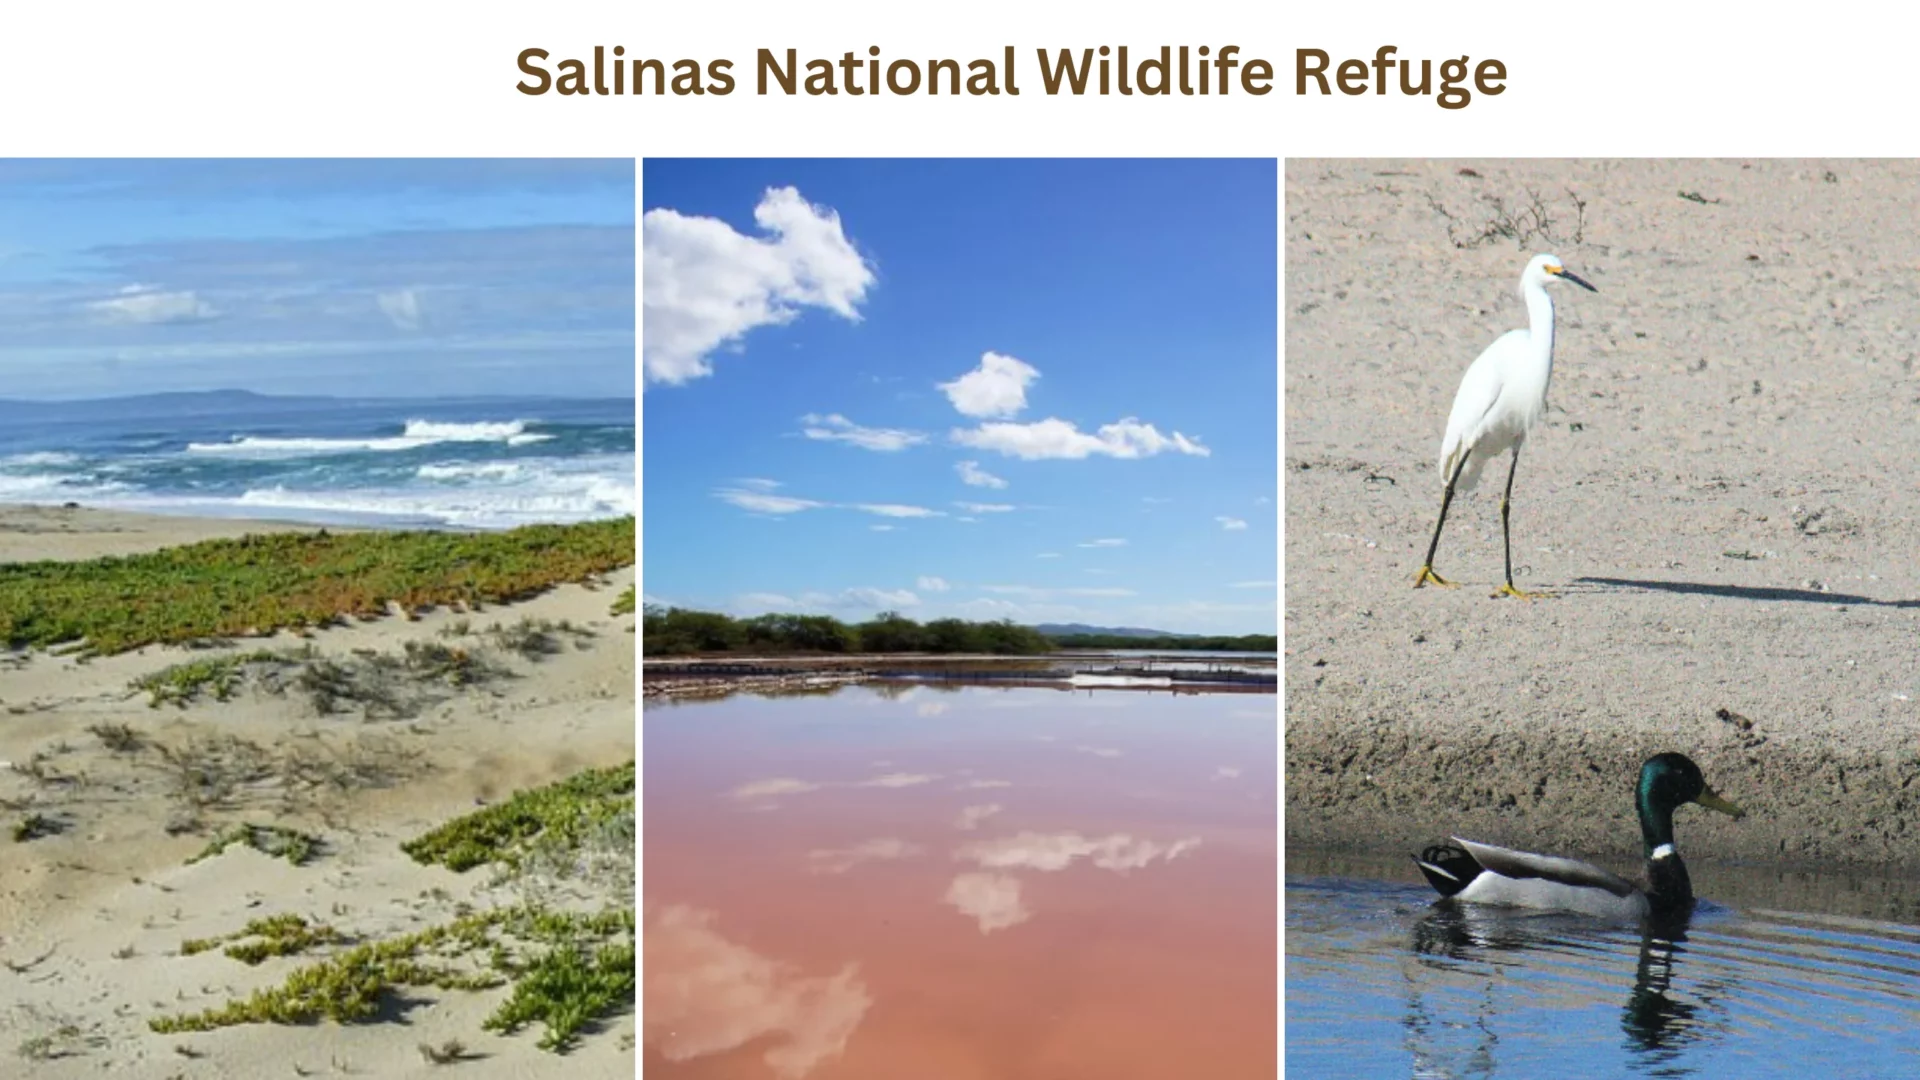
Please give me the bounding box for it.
[1415,253,1596,594]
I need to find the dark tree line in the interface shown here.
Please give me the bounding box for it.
[642,605,1274,657]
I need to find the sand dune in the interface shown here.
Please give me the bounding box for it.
[0,508,634,1077]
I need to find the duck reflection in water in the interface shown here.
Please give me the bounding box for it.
[1401,905,1732,1078]
[1620,913,1734,1074]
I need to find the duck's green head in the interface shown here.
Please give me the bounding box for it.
[1638,753,1744,852]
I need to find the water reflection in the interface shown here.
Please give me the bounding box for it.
[1622,925,1731,1075]
[643,904,874,1079]
[650,685,1276,1077]
[1407,905,1729,1075]
[944,871,1030,933]
[1289,873,1920,1078]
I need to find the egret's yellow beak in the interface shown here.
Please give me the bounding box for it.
[1696,788,1745,819]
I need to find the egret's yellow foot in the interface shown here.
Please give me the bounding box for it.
[1413,565,1458,589]
[1493,583,1554,600]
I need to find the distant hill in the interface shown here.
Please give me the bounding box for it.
[1032,623,1188,639]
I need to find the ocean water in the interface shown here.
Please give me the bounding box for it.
[0,392,633,530]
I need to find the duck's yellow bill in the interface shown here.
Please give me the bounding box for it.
[1696,790,1745,819]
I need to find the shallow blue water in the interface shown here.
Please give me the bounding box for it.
[0,392,632,528]
[1288,873,1920,1079]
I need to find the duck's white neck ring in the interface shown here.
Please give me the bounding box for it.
[1650,843,1676,860]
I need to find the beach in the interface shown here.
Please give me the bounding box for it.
[1286,159,1920,878]
[0,506,635,1076]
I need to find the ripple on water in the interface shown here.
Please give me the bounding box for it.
[1287,876,1920,1079]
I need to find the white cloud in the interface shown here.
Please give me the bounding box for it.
[955,502,1014,513]
[715,488,824,514]
[800,413,927,452]
[1214,767,1243,780]
[956,831,1202,873]
[938,351,1038,418]
[735,477,782,491]
[736,592,798,609]
[980,585,1135,598]
[376,288,423,330]
[853,503,944,519]
[1079,538,1127,549]
[915,701,949,718]
[807,838,922,874]
[870,524,896,532]
[955,460,1008,489]
[843,587,920,609]
[643,186,875,384]
[1216,516,1248,531]
[951,417,1209,461]
[91,284,218,325]
[916,576,951,592]
[1255,495,1272,505]
[1231,580,1276,589]
[955,779,1013,790]
[944,872,1030,934]
[1076,745,1124,758]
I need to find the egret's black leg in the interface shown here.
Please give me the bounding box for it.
[1493,445,1553,599]
[1414,449,1470,589]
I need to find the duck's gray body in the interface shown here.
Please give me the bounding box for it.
[1415,837,1658,920]
[1412,753,1738,921]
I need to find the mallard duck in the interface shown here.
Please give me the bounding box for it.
[1412,753,1744,919]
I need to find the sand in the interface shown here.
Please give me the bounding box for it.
[0,507,635,1076]
[0,504,333,564]
[1285,159,1920,875]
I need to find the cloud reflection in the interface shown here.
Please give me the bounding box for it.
[731,778,823,798]
[958,831,1201,873]
[808,838,923,873]
[954,803,1004,831]
[644,905,872,1079]
[944,872,1031,933]
[860,772,938,788]
[729,771,941,801]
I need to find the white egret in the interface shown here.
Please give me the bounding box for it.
[1413,252,1597,598]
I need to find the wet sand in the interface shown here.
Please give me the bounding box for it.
[643,684,1277,1079]
[0,503,330,563]
[1286,159,1920,873]
[0,507,635,1076]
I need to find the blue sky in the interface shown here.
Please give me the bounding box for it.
[0,160,633,399]
[641,159,1276,635]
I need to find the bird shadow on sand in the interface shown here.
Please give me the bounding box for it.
[1576,576,1920,608]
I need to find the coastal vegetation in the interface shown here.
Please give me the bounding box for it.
[642,604,1276,656]
[0,518,634,656]
[150,762,636,1053]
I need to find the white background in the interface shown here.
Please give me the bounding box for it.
[24,3,1906,1070]
[1,2,1891,155]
